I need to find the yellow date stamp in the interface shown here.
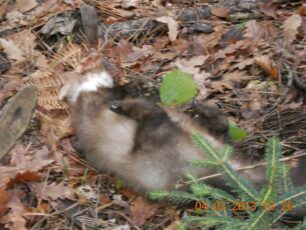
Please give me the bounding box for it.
[195,201,294,212]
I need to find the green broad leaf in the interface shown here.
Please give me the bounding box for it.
[115,177,123,191]
[160,70,197,106]
[228,121,247,141]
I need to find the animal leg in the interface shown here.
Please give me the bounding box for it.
[192,101,229,140]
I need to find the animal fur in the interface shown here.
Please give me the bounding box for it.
[60,70,305,195]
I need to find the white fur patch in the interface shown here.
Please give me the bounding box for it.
[61,71,114,103]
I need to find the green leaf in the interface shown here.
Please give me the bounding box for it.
[228,121,247,141]
[115,177,123,191]
[160,70,197,106]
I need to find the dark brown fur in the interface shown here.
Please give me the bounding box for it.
[60,72,306,201]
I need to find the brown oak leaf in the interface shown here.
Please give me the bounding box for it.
[283,14,302,45]
[130,197,157,226]
[156,16,179,41]
[0,194,27,230]
[254,55,279,80]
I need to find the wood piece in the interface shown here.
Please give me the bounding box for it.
[0,86,37,160]
[80,3,98,44]
[98,6,213,40]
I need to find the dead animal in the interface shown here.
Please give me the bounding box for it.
[59,69,306,196]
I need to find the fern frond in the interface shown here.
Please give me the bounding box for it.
[49,43,82,70]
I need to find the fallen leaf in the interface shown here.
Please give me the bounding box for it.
[211,6,229,18]
[7,171,41,187]
[94,1,134,18]
[0,194,27,230]
[175,56,210,99]
[171,38,189,52]
[121,0,140,9]
[121,187,136,199]
[259,2,278,19]
[213,39,252,61]
[0,145,53,188]
[16,0,37,12]
[302,17,306,34]
[122,45,153,67]
[195,26,225,49]
[210,71,248,92]
[0,189,8,217]
[219,27,244,45]
[254,55,279,80]
[0,0,9,17]
[37,111,74,149]
[224,71,248,81]
[38,202,50,213]
[40,12,77,35]
[160,70,198,106]
[229,58,254,71]
[8,30,36,57]
[5,10,24,25]
[297,4,306,16]
[210,80,233,92]
[130,197,157,226]
[0,38,24,61]
[114,40,153,67]
[152,52,177,61]
[75,185,98,201]
[240,88,264,120]
[152,36,170,50]
[283,14,302,45]
[33,182,76,201]
[156,16,179,41]
[244,20,263,41]
[165,220,181,230]
[112,224,130,230]
[229,121,248,141]
[100,193,112,205]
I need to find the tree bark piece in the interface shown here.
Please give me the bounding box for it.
[98,6,213,40]
[0,86,37,161]
[80,3,98,44]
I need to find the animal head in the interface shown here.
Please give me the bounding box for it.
[59,70,114,105]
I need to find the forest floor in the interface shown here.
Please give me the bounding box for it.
[0,0,305,229]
